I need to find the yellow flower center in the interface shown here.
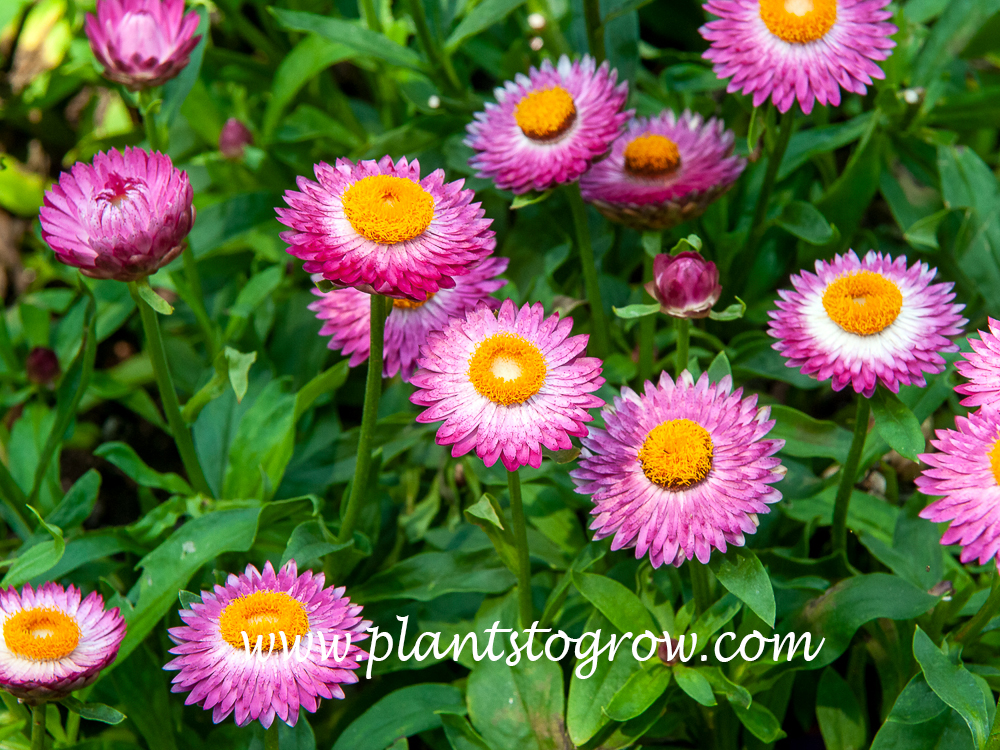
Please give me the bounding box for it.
[393,292,435,310]
[760,0,837,44]
[341,175,435,245]
[990,439,1000,487]
[3,607,81,661]
[822,271,903,336]
[623,134,681,178]
[638,419,714,489]
[514,87,577,141]
[468,332,547,406]
[218,591,309,651]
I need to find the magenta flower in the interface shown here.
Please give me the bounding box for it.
[465,55,631,195]
[40,147,194,281]
[916,405,1000,570]
[278,156,495,301]
[219,118,253,159]
[310,256,509,382]
[26,347,60,386]
[955,317,1000,408]
[645,251,722,319]
[0,583,125,702]
[165,560,370,729]
[699,0,897,114]
[410,299,604,471]
[571,372,785,568]
[86,0,201,91]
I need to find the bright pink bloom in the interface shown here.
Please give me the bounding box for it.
[86,0,201,91]
[955,318,1000,408]
[40,147,195,281]
[646,251,721,319]
[219,118,253,159]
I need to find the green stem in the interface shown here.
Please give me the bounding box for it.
[582,0,605,64]
[508,468,534,629]
[358,0,382,32]
[566,183,609,359]
[30,703,45,750]
[337,294,387,545]
[690,560,713,617]
[407,0,461,95]
[674,318,690,378]
[638,232,660,388]
[129,283,214,498]
[831,395,871,555]
[138,89,165,153]
[264,720,280,750]
[181,248,217,360]
[957,571,1000,645]
[743,108,795,279]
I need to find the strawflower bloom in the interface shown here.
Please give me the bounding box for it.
[768,250,966,397]
[40,147,194,281]
[699,0,897,114]
[571,372,784,568]
[916,405,1000,570]
[86,0,201,91]
[0,583,125,702]
[219,118,253,159]
[310,256,509,382]
[410,299,604,471]
[465,55,630,194]
[645,251,722,319]
[955,318,1000,408]
[580,110,745,230]
[165,560,370,728]
[278,156,495,300]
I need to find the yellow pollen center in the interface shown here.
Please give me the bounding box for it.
[218,591,309,651]
[638,419,714,489]
[822,271,903,336]
[514,87,577,141]
[3,608,81,661]
[623,134,681,177]
[760,0,837,44]
[990,439,1000,487]
[393,292,435,310]
[468,332,547,406]
[341,175,435,245]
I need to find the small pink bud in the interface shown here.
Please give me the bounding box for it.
[644,251,721,319]
[26,347,60,386]
[658,638,681,666]
[219,118,253,159]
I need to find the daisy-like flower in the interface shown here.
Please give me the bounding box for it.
[571,372,784,568]
[768,250,966,398]
[310,257,509,382]
[699,0,897,115]
[579,110,745,231]
[278,156,495,301]
[410,299,604,471]
[955,318,1000,408]
[916,405,1000,570]
[0,583,125,702]
[165,560,370,729]
[465,55,631,195]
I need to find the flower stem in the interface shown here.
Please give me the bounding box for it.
[638,232,660,388]
[181,248,217,360]
[407,0,462,95]
[30,703,45,750]
[138,89,165,153]
[358,0,382,32]
[831,395,871,555]
[957,570,1000,645]
[674,318,690,378]
[743,108,795,278]
[508,468,534,629]
[690,560,713,617]
[129,282,214,498]
[566,182,609,360]
[337,294,387,545]
[582,0,605,64]
[264,721,280,750]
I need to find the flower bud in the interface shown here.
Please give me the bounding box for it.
[218,118,253,159]
[644,251,721,318]
[26,347,60,386]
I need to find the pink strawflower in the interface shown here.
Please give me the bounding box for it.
[571,372,784,568]
[86,0,201,91]
[580,110,745,230]
[40,147,194,281]
[465,55,631,195]
[165,560,370,729]
[278,156,495,301]
[0,583,125,702]
[311,257,509,382]
[699,0,897,115]
[955,318,1000,408]
[768,250,966,398]
[916,405,1000,570]
[645,251,722,319]
[219,118,253,159]
[410,299,604,471]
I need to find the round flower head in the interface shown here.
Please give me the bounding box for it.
[955,318,1000,408]
[40,147,194,281]
[0,583,125,702]
[916,405,1000,570]
[571,372,785,568]
[580,110,745,230]
[278,156,495,300]
[165,560,370,729]
[768,250,966,398]
[410,299,604,471]
[699,0,897,114]
[646,251,722,319]
[465,55,630,195]
[86,0,201,91]
[310,256,509,382]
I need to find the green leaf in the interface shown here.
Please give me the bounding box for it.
[870,387,925,461]
[604,663,672,721]
[706,352,732,382]
[747,107,767,156]
[465,493,519,574]
[709,547,776,628]
[226,266,284,333]
[178,590,201,608]
[612,303,660,319]
[46,469,100,530]
[871,674,981,750]
[187,193,276,258]
[689,593,742,653]
[674,664,716,706]
[700,666,752,709]
[572,570,658,636]
[904,209,950,251]
[352,550,516,602]
[156,7,208,128]
[134,278,174,315]
[669,234,702,254]
[332,684,465,750]
[768,404,853,460]
[913,627,990,749]
[511,189,553,209]
[778,113,875,180]
[732,701,786,743]
[294,360,350,421]
[439,713,492,750]
[2,507,64,586]
[707,297,745,321]
[776,201,836,245]
[280,520,348,569]
[0,154,46,217]
[61,697,126,725]
[445,0,526,51]
[224,348,256,403]
[816,667,866,750]
[95,442,193,495]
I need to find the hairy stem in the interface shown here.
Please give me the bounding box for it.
[674,318,690,378]
[508,468,535,629]
[30,703,45,750]
[566,182,609,359]
[831,395,871,555]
